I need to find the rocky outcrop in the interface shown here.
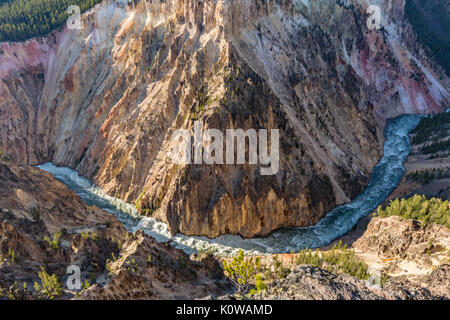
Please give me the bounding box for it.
[251,265,391,300]
[79,230,230,300]
[250,264,450,300]
[0,163,123,234]
[241,214,450,300]
[0,0,448,238]
[384,264,450,300]
[353,216,450,273]
[1,163,448,300]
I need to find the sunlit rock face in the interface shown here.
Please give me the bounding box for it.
[0,0,447,238]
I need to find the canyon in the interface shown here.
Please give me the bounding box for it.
[0,0,448,239]
[1,0,449,301]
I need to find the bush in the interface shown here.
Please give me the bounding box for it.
[33,266,62,299]
[271,255,291,279]
[7,247,15,263]
[80,230,99,241]
[31,207,40,221]
[223,249,255,294]
[249,274,267,296]
[82,279,91,290]
[44,230,62,250]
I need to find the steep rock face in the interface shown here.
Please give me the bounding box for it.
[0,0,448,238]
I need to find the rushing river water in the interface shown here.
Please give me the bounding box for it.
[38,114,425,257]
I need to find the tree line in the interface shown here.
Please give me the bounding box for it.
[0,0,102,42]
[374,194,450,228]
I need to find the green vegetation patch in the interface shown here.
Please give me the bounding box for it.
[296,241,371,281]
[223,249,255,294]
[411,112,450,145]
[33,266,62,299]
[420,139,450,155]
[374,194,450,228]
[407,168,450,185]
[44,230,62,250]
[411,111,450,157]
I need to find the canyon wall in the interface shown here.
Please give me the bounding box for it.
[0,0,448,238]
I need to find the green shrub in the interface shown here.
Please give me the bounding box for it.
[271,255,291,279]
[33,266,62,299]
[0,282,19,300]
[44,230,62,250]
[82,279,91,290]
[31,207,41,221]
[249,274,267,295]
[411,112,450,148]
[7,247,15,263]
[296,241,370,280]
[80,230,99,241]
[223,249,255,294]
[373,194,450,227]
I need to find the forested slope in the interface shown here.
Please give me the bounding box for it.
[405,0,450,76]
[0,0,102,42]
